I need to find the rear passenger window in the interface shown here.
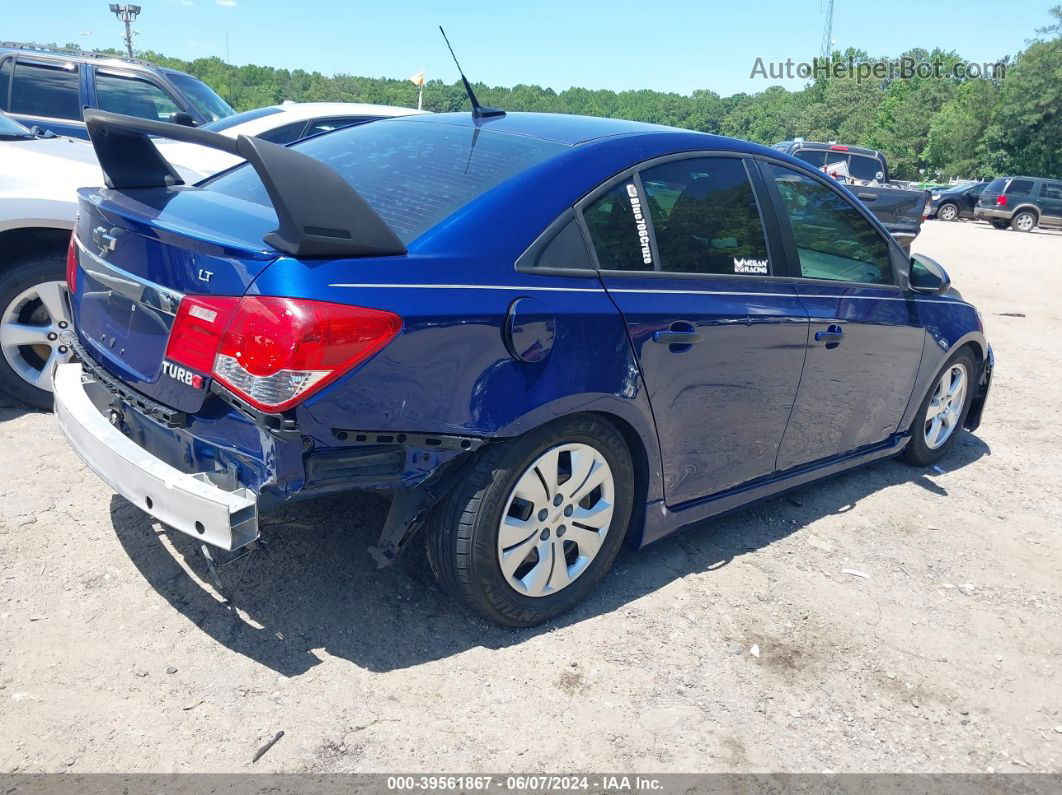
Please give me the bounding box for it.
[95,72,179,121]
[794,150,826,168]
[0,59,11,109]
[1042,183,1062,200]
[1006,179,1034,195]
[849,154,883,181]
[641,157,770,275]
[767,163,893,285]
[10,61,81,121]
[582,181,654,271]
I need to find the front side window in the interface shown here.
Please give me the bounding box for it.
[767,163,893,285]
[95,72,179,121]
[641,157,770,276]
[10,61,81,120]
[1041,183,1062,201]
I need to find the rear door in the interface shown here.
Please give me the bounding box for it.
[582,155,809,506]
[759,161,924,470]
[7,56,86,138]
[1038,181,1062,227]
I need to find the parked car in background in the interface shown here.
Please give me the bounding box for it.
[975,176,1062,231]
[0,112,205,408]
[927,182,990,221]
[772,139,929,251]
[156,102,428,176]
[56,109,992,627]
[0,42,235,139]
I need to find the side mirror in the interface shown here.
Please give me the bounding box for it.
[169,111,197,128]
[909,253,951,294]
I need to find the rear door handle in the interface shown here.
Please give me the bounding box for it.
[814,324,844,348]
[652,330,704,345]
[857,192,879,202]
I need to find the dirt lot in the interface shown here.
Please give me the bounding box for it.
[0,219,1060,774]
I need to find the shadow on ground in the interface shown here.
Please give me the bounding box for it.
[110,433,990,676]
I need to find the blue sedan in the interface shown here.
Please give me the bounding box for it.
[55,109,992,627]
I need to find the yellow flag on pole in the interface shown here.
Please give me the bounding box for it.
[409,72,425,87]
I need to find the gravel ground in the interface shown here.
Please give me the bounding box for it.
[0,219,1060,775]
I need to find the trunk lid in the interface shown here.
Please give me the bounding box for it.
[72,186,279,412]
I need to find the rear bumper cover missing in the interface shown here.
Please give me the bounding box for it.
[54,362,259,551]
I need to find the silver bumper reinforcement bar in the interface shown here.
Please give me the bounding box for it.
[54,362,259,551]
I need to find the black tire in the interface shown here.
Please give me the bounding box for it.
[938,202,960,222]
[902,348,978,467]
[425,414,634,628]
[1011,210,1037,232]
[0,254,68,410]
[990,220,1009,230]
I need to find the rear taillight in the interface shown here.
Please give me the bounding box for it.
[996,195,1008,206]
[66,233,78,293]
[165,295,401,412]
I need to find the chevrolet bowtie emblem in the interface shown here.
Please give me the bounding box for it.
[92,226,117,256]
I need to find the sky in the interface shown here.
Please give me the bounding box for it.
[4,0,1050,97]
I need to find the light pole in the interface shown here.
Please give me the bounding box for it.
[108,4,141,59]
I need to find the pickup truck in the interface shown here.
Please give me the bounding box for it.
[772,140,929,251]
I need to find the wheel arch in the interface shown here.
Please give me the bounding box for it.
[0,226,72,271]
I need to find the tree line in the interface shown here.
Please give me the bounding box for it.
[96,6,1062,181]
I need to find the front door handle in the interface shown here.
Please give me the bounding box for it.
[814,324,844,348]
[857,192,879,202]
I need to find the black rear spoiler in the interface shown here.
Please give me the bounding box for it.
[83,109,406,259]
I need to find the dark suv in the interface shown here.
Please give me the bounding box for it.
[0,42,234,139]
[975,176,1062,232]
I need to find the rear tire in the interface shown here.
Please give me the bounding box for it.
[0,254,71,410]
[902,348,977,467]
[1011,210,1037,232]
[990,220,1009,230]
[938,202,959,222]
[425,414,634,628]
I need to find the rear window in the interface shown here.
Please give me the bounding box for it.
[1006,179,1034,195]
[207,120,569,244]
[983,178,1007,194]
[849,154,884,181]
[201,105,283,132]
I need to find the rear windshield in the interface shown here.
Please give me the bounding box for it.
[206,119,569,244]
[202,105,283,132]
[983,178,1007,194]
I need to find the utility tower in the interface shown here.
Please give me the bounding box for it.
[108,4,141,59]
[820,0,835,60]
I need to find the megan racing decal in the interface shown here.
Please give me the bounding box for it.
[733,257,769,275]
[162,360,205,389]
[626,183,653,266]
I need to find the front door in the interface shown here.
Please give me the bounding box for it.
[760,162,925,471]
[580,156,809,506]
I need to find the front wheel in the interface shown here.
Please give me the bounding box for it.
[426,415,634,627]
[902,348,977,467]
[938,202,959,222]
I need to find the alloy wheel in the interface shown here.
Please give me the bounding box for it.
[1015,213,1035,231]
[939,204,958,221]
[0,280,73,393]
[924,363,967,450]
[497,443,615,597]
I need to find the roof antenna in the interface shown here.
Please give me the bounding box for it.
[439,26,505,120]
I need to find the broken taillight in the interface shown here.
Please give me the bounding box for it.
[164,295,401,412]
